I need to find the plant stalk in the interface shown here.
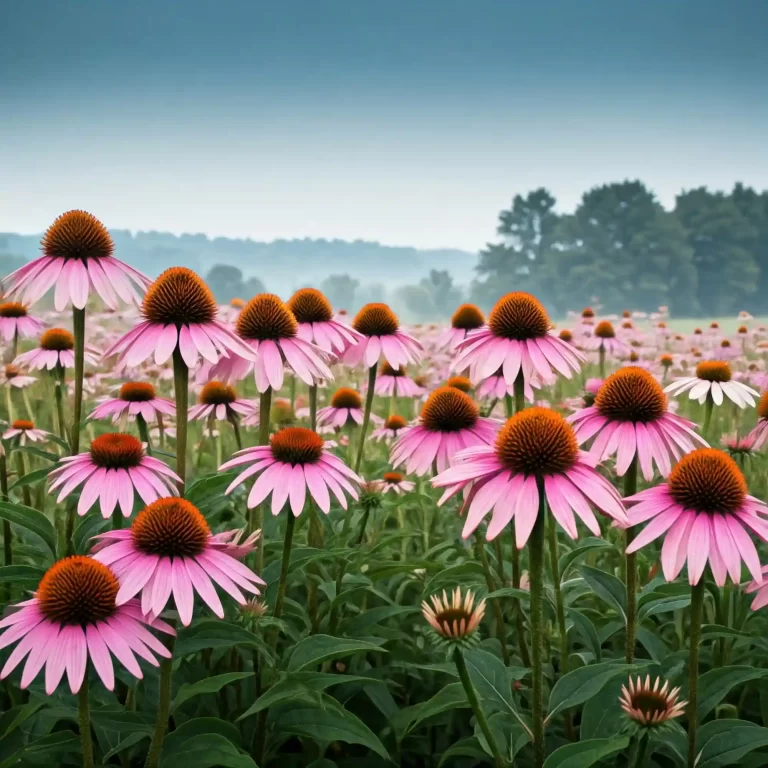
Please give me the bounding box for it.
[71,306,86,454]
[171,349,189,494]
[687,579,705,768]
[514,373,525,414]
[529,484,546,768]
[273,512,296,621]
[624,457,638,664]
[353,365,378,474]
[78,677,95,768]
[474,531,511,665]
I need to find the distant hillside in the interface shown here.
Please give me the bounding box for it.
[0,230,478,296]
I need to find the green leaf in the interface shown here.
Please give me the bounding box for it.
[8,465,54,491]
[273,706,390,761]
[0,564,45,586]
[558,538,614,578]
[16,446,60,463]
[0,500,57,559]
[102,732,150,761]
[697,719,768,768]
[635,627,670,663]
[171,672,253,713]
[438,738,487,766]
[160,733,255,768]
[287,634,386,672]
[547,662,648,722]
[543,736,629,768]
[72,512,110,555]
[579,679,628,740]
[340,605,418,635]
[393,683,469,738]
[484,587,531,602]
[424,561,485,592]
[580,566,627,623]
[184,471,239,511]
[175,620,275,662]
[638,594,691,621]
[90,709,154,733]
[567,608,601,663]
[697,666,768,719]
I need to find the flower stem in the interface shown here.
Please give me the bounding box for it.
[389,378,397,418]
[702,393,715,441]
[71,306,86,454]
[529,484,547,768]
[157,414,165,449]
[137,414,152,456]
[309,384,318,431]
[0,447,11,599]
[510,539,531,667]
[354,365,378,474]
[474,531,511,665]
[599,345,605,378]
[5,385,14,424]
[629,733,651,768]
[145,629,176,768]
[78,677,94,768]
[688,579,705,768]
[53,368,67,443]
[273,512,296,621]
[253,387,272,576]
[172,349,189,494]
[514,374,525,413]
[453,646,507,768]
[14,450,31,508]
[624,457,638,664]
[227,413,243,451]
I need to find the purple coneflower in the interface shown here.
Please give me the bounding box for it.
[2,419,50,445]
[287,287,362,355]
[380,471,415,495]
[0,364,35,389]
[15,328,98,371]
[437,304,486,350]
[747,391,768,449]
[374,363,425,397]
[343,303,422,369]
[89,382,176,423]
[422,587,486,641]
[188,381,257,422]
[619,675,686,727]
[371,414,410,442]
[665,361,758,408]
[316,387,364,428]
[0,302,43,341]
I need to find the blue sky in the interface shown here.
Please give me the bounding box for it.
[1,0,766,250]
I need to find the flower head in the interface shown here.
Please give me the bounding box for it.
[0,556,174,693]
[317,387,363,428]
[89,381,176,423]
[189,381,257,422]
[92,498,263,625]
[747,391,768,450]
[619,675,686,728]
[371,414,410,442]
[0,364,35,389]
[381,471,415,495]
[665,361,758,408]
[433,407,628,543]
[446,376,472,393]
[439,304,485,349]
[344,303,422,369]
[15,328,98,371]
[287,287,362,354]
[626,448,768,585]
[2,419,50,445]
[0,302,43,341]
[422,587,485,644]
[375,362,425,397]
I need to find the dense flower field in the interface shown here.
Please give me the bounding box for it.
[1,210,768,767]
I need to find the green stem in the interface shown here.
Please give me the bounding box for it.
[273,512,296,621]
[227,414,243,451]
[629,733,651,768]
[504,393,513,419]
[624,457,638,664]
[355,507,371,547]
[289,374,297,412]
[475,531,511,665]
[688,579,705,768]
[53,368,67,443]
[511,539,531,667]
[389,378,397,418]
[71,306,86,454]
[172,349,189,494]
[513,374,525,414]
[4,385,14,423]
[453,646,507,768]
[354,365,378,474]
[157,414,165,449]
[598,345,605,379]
[145,630,176,768]
[309,384,318,432]
[529,484,546,768]
[0,448,11,600]
[252,387,272,576]
[137,414,152,456]
[78,677,94,768]
[702,394,714,441]
[14,450,31,509]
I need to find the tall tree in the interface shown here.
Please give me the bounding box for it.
[419,270,463,316]
[206,264,244,303]
[547,181,698,316]
[675,187,759,316]
[730,183,768,314]
[320,274,359,311]
[474,188,559,308]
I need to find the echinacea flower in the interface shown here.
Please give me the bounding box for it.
[104,267,256,369]
[625,448,768,585]
[91,498,264,626]
[287,287,362,355]
[15,328,98,371]
[211,294,332,392]
[568,367,707,480]
[0,302,43,341]
[89,382,176,423]
[343,303,423,369]
[721,433,757,461]
[1,210,151,310]
[422,587,486,642]
[453,292,583,389]
[747,391,768,450]
[433,407,628,543]
[2,419,50,445]
[316,387,364,428]
[380,471,415,495]
[220,426,361,514]
[438,304,486,350]
[665,361,758,408]
[189,381,257,422]
[475,366,539,401]
[391,386,499,475]
[48,433,180,518]
[583,320,629,357]
[446,376,472,394]
[0,556,174,694]
[371,414,409,442]
[374,362,425,397]
[619,675,686,728]
[0,364,35,389]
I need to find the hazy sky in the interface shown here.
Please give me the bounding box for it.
[2,1,766,251]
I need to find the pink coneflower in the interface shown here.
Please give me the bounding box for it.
[446,376,472,394]
[453,293,583,389]
[211,294,332,392]
[0,302,43,341]
[568,367,706,480]
[15,328,98,371]
[437,304,486,350]
[422,587,485,641]
[0,365,35,389]
[317,388,364,428]
[381,471,415,495]
[0,556,173,694]
[619,675,686,727]
[747,392,768,450]
[343,303,423,369]
[374,363,425,397]
[475,367,539,401]
[721,433,757,462]
[583,321,629,357]
[665,361,758,408]
[2,419,50,445]
[625,448,768,585]
[104,267,256,369]
[48,433,180,518]
[391,386,498,476]
[1,210,150,310]
[433,407,628,542]
[220,427,361,514]
[287,288,362,355]
[188,381,257,422]
[91,498,264,626]
[371,414,410,442]
[89,382,176,423]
